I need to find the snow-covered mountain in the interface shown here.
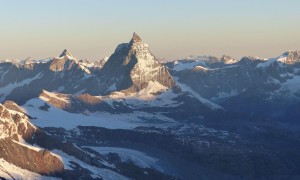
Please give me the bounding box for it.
[0,33,174,102]
[98,32,175,95]
[166,51,300,122]
[0,33,221,120]
[1,34,300,179]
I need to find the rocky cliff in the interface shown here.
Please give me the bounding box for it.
[0,102,64,176]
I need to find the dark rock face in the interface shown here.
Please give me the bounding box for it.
[0,138,64,176]
[59,49,73,58]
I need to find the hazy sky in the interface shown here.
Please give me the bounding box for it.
[1,0,300,61]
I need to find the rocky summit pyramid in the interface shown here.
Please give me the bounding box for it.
[131,32,142,43]
[59,49,74,59]
[101,32,175,94]
[50,49,76,71]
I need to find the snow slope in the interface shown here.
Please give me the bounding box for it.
[23,98,176,130]
[85,147,162,170]
[0,158,60,180]
[0,73,43,101]
[173,78,223,110]
[172,60,205,71]
[51,150,129,180]
[280,75,300,93]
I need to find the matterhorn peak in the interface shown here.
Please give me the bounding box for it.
[100,32,175,94]
[59,49,74,59]
[130,32,142,43]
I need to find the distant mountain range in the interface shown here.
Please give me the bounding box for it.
[1,33,300,179]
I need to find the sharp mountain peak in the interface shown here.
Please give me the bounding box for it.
[59,49,74,58]
[130,32,142,44]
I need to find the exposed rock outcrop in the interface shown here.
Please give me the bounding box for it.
[0,102,64,176]
[101,32,175,94]
[283,50,300,64]
[39,90,114,113]
[59,49,74,58]
[0,138,64,176]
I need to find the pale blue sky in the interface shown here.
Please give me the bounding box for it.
[0,0,300,60]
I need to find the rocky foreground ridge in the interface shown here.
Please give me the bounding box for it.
[0,101,64,176]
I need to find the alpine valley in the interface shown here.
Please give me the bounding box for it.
[1,33,300,179]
